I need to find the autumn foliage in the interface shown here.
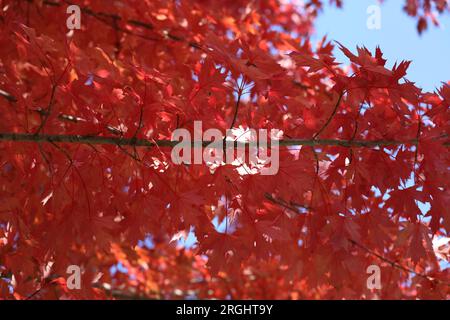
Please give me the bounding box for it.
[0,0,449,300]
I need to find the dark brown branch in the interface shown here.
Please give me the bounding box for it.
[348,239,450,287]
[265,194,450,287]
[1,132,448,148]
[27,0,201,49]
[34,83,57,134]
[0,89,17,103]
[264,193,310,212]
[313,92,344,139]
[229,91,242,131]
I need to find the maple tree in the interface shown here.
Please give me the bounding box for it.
[0,0,449,300]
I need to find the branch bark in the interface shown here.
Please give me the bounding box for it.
[348,239,450,287]
[1,132,448,148]
[263,195,450,288]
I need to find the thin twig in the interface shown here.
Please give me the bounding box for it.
[313,91,344,139]
[265,193,450,287]
[348,239,450,287]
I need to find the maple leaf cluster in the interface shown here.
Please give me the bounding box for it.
[403,0,450,33]
[0,0,449,300]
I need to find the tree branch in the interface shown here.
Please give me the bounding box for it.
[27,0,201,49]
[0,89,17,103]
[313,92,344,139]
[0,132,448,148]
[348,239,450,287]
[264,195,450,287]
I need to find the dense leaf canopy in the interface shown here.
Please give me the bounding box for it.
[0,0,449,299]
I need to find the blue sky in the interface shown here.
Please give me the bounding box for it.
[313,0,450,92]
